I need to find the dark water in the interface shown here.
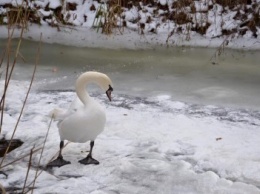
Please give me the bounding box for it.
[1,38,260,110]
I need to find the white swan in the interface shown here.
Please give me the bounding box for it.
[47,71,113,167]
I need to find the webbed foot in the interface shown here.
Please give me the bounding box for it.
[78,155,99,165]
[47,156,71,168]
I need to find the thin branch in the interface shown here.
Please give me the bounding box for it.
[210,35,230,64]
[18,51,26,63]
[0,182,6,194]
[0,49,6,68]
[0,25,25,134]
[0,31,40,168]
[31,115,53,194]
[22,146,35,193]
[0,147,42,169]
[0,28,13,134]
[24,142,70,194]
[0,2,27,109]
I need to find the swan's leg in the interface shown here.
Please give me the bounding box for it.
[46,141,71,168]
[78,141,99,165]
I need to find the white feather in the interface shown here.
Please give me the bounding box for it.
[51,71,113,143]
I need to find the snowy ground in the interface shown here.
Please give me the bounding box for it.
[0,1,260,193]
[1,23,260,50]
[1,0,260,50]
[0,79,260,193]
[0,26,260,194]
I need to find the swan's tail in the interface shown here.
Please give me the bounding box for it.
[49,108,67,121]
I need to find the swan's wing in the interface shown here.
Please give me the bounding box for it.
[49,97,84,121]
[49,108,69,121]
[58,101,106,143]
[68,97,83,112]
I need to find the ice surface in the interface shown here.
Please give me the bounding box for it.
[0,0,260,192]
[0,80,260,193]
[1,38,260,111]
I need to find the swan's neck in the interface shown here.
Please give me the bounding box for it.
[75,72,110,105]
[75,73,93,105]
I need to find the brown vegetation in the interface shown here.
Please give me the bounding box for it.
[0,2,53,193]
[0,0,259,37]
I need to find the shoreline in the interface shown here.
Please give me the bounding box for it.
[0,24,260,50]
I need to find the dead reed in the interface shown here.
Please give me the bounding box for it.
[0,1,52,193]
[1,0,258,40]
[92,0,124,34]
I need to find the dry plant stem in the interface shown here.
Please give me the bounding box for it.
[166,30,174,46]
[0,24,25,134]
[0,29,13,134]
[22,146,35,193]
[210,35,230,63]
[0,182,6,194]
[24,142,70,194]
[0,49,6,68]
[0,0,28,114]
[30,116,53,194]
[0,147,42,169]
[22,34,42,193]
[0,32,40,168]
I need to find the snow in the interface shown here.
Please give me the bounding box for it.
[0,0,260,50]
[0,78,260,193]
[48,0,61,9]
[124,6,140,23]
[159,0,167,6]
[33,0,49,8]
[38,9,53,17]
[194,1,209,12]
[0,0,260,193]
[0,0,11,6]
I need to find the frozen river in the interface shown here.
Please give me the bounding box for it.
[1,38,260,110]
[1,38,260,193]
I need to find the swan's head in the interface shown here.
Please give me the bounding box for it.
[96,73,113,101]
[76,71,114,101]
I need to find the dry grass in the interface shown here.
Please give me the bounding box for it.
[92,0,124,34]
[215,0,248,8]
[0,182,6,194]
[1,0,259,39]
[0,1,52,193]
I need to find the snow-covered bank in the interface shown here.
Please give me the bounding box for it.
[1,0,260,50]
[0,80,260,193]
[1,24,260,50]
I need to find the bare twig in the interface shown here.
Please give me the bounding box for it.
[0,49,6,68]
[0,182,6,194]
[0,13,26,134]
[18,51,26,63]
[210,35,230,64]
[22,146,35,193]
[0,0,30,111]
[24,142,70,194]
[0,147,42,169]
[0,32,40,168]
[30,116,53,194]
